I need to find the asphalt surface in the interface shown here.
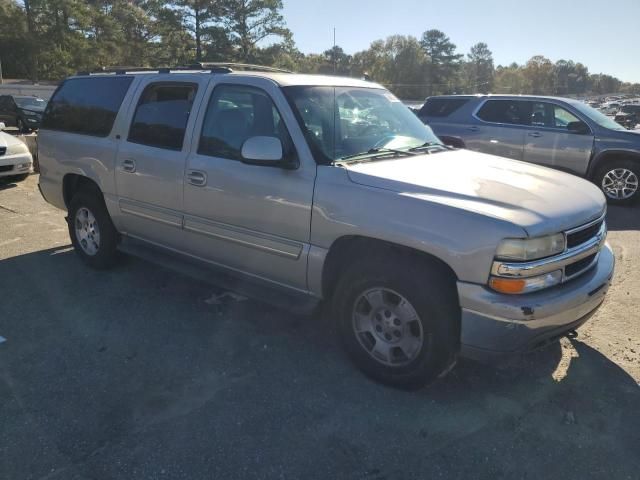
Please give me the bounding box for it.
[1,175,639,480]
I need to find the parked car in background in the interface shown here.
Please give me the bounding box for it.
[615,104,640,129]
[37,67,613,388]
[0,95,47,133]
[419,94,640,205]
[0,123,33,181]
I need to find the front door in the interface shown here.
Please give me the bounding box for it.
[182,79,315,291]
[114,77,205,249]
[522,101,595,175]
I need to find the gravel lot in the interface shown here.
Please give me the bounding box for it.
[1,175,639,480]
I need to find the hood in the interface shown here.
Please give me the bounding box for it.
[19,105,46,113]
[0,131,27,149]
[344,149,606,237]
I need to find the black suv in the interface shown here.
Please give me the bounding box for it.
[0,95,47,132]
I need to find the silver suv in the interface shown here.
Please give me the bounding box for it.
[38,66,614,388]
[419,95,640,205]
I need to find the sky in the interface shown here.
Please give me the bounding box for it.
[281,0,640,83]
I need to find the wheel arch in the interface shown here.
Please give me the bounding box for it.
[62,173,103,208]
[588,149,640,179]
[321,235,459,303]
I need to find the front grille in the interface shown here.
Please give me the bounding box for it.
[0,165,13,172]
[566,220,603,249]
[0,147,6,157]
[565,253,597,278]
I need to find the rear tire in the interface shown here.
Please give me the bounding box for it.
[594,160,640,206]
[68,190,119,269]
[333,252,459,389]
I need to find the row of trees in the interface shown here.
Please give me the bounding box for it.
[1,0,639,98]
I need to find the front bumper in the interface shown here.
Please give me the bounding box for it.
[458,242,615,360]
[0,152,33,177]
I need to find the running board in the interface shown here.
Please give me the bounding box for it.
[118,237,320,316]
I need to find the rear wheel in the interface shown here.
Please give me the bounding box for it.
[333,252,459,389]
[68,190,119,269]
[595,160,640,206]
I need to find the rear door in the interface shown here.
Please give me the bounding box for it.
[464,99,529,161]
[522,101,594,175]
[114,76,206,250]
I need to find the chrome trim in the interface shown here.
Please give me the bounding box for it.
[183,216,303,260]
[565,213,606,235]
[492,221,606,280]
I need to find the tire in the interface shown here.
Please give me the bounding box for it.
[333,251,459,389]
[67,190,119,269]
[594,160,640,206]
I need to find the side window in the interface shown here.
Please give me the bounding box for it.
[530,102,553,127]
[476,100,531,126]
[553,105,580,129]
[0,96,8,110]
[128,83,197,150]
[198,84,294,161]
[41,76,133,136]
[419,98,469,117]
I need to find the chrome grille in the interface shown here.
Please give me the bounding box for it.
[566,220,604,249]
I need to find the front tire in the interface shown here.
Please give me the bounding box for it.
[68,190,119,269]
[333,252,459,389]
[595,160,640,206]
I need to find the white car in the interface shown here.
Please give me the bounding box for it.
[0,123,33,181]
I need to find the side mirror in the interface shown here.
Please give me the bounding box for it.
[241,136,291,168]
[0,122,5,131]
[567,121,590,135]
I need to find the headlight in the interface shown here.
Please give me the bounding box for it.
[495,233,565,261]
[490,270,563,295]
[6,142,30,155]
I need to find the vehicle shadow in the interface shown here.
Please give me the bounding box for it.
[607,204,640,231]
[1,246,638,479]
[0,178,19,191]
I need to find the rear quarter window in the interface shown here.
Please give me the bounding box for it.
[41,76,134,137]
[419,98,470,118]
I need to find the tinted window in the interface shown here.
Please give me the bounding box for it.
[128,83,197,150]
[553,105,580,129]
[419,98,469,117]
[477,100,531,125]
[41,76,133,136]
[199,84,294,161]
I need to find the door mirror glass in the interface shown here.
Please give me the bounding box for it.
[567,121,590,135]
[241,136,283,166]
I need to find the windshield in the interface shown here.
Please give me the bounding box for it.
[283,86,442,162]
[15,97,47,109]
[571,101,626,131]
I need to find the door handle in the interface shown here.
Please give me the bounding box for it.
[187,170,207,187]
[122,158,136,173]
[467,126,480,132]
[528,132,542,138]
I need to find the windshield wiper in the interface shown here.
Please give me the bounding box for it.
[337,147,418,163]
[408,142,449,153]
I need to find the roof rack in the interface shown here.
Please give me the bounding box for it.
[188,62,293,74]
[76,62,293,76]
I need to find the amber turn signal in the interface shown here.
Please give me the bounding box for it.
[489,277,527,294]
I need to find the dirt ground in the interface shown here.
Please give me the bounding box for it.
[1,175,639,480]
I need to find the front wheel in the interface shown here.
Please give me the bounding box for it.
[68,190,119,269]
[595,160,640,206]
[333,253,459,389]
